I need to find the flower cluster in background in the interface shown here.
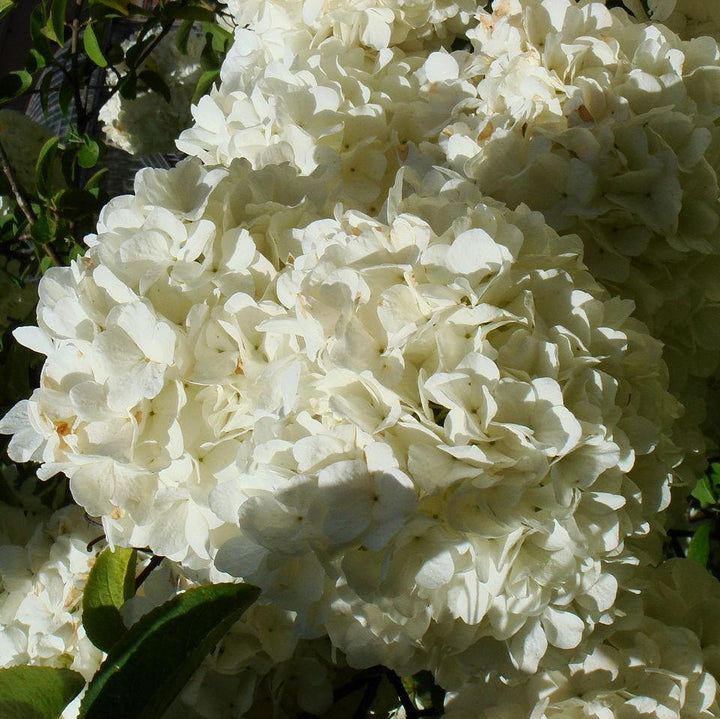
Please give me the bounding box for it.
[3,0,720,717]
[99,27,206,156]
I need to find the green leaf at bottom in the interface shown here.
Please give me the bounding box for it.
[79,582,260,719]
[0,665,84,719]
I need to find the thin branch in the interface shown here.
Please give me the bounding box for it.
[0,143,36,226]
[385,669,420,719]
[135,554,164,589]
[70,0,88,131]
[351,676,380,719]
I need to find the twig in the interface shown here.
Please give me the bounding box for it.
[352,676,381,719]
[0,143,36,226]
[385,669,420,719]
[70,0,88,131]
[135,554,164,589]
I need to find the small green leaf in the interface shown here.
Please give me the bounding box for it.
[49,0,67,45]
[687,521,712,567]
[79,583,260,719]
[0,0,16,22]
[0,665,84,719]
[174,18,193,54]
[200,35,220,71]
[83,22,108,67]
[90,0,130,14]
[105,42,124,65]
[83,546,137,652]
[138,69,170,102]
[692,476,717,506]
[77,136,100,168]
[83,166,108,191]
[0,71,33,104]
[202,21,233,53]
[171,5,216,22]
[192,69,219,103]
[57,76,74,114]
[117,72,137,100]
[26,47,48,73]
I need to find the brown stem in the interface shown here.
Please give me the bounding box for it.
[0,142,36,225]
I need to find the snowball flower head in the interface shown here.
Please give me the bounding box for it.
[444,558,720,719]
[0,504,102,682]
[99,27,205,155]
[432,0,720,453]
[0,156,683,676]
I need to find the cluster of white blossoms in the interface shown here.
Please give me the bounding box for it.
[177,0,720,456]
[431,0,720,450]
[4,0,720,715]
[444,559,720,719]
[98,27,205,156]
[0,156,686,679]
[0,504,102,683]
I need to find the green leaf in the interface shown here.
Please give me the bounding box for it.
[83,22,108,67]
[117,72,137,100]
[171,5,216,22]
[105,42,124,66]
[138,69,170,102]
[35,136,59,199]
[79,583,260,719]
[83,166,108,191]
[83,546,137,652]
[174,18,193,55]
[30,211,57,245]
[688,521,712,567]
[200,35,220,71]
[0,71,33,104]
[57,76,74,114]
[89,0,130,15]
[192,69,219,103]
[202,21,233,53]
[26,48,48,73]
[49,0,67,45]
[77,136,100,168]
[0,0,16,22]
[0,665,84,719]
[692,476,717,506]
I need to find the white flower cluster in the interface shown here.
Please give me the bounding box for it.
[98,27,205,156]
[427,0,720,452]
[444,559,720,719]
[0,504,102,682]
[4,0,720,712]
[0,157,684,678]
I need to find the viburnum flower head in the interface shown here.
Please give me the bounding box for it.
[0,157,683,677]
[431,0,720,450]
[444,559,720,719]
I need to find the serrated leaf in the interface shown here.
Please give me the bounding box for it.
[688,521,712,567]
[192,68,219,103]
[138,69,170,102]
[0,665,84,719]
[79,583,260,719]
[692,476,717,506]
[83,546,137,652]
[83,22,107,67]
